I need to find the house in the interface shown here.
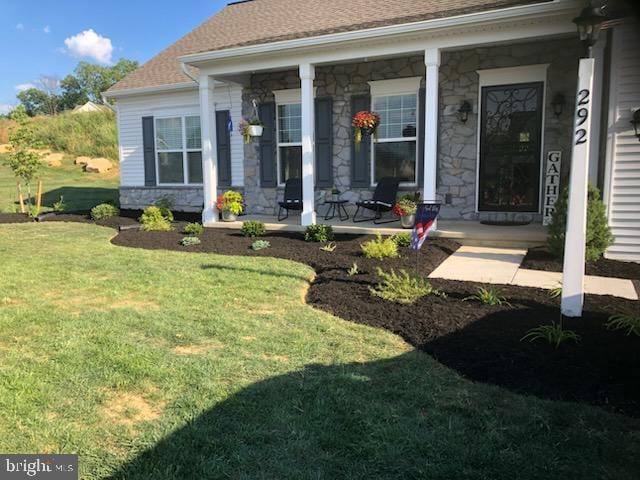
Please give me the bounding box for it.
[72,101,111,114]
[104,0,640,261]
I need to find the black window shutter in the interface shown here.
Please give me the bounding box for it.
[315,96,333,188]
[259,102,277,187]
[350,94,371,187]
[142,116,156,186]
[216,110,232,187]
[417,87,426,187]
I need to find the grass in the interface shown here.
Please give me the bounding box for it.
[0,153,118,212]
[0,222,639,479]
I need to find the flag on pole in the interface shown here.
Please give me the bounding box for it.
[410,203,440,250]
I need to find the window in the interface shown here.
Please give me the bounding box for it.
[155,115,202,185]
[277,103,302,184]
[372,94,418,184]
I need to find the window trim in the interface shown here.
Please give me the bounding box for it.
[368,81,421,187]
[154,114,203,186]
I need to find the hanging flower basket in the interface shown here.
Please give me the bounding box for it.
[352,110,380,147]
[239,118,264,144]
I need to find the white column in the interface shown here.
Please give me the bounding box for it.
[300,63,316,226]
[561,58,595,317]
[423,48,440,212]
[199,74,218,226]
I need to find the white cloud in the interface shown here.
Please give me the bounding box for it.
[0,104,15,115]
[43,25,51,34]
[15,83,36,92]
[15,23,24,31]
[63,29,113,64]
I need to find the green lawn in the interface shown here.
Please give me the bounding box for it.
[0,222,638,479]
[0,154,118,212]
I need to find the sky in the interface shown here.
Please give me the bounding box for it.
[0,0,230,113]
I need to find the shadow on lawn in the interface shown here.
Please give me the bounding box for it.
[42,186,117,209]
[106,351,637,480]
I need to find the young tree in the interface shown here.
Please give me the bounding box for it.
[4,106,43,211]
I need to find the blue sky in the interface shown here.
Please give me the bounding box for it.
[0,0,230,113]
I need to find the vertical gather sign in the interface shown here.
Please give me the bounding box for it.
[542,151,562,226]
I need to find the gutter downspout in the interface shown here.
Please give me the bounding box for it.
[181,62,200,85]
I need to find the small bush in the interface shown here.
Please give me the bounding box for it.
[606,314,640,337]
[548,183,614,261]
[391,232,412,247]
[521,323,580,349]
[361,233,399,259]
[184,222,204,236]
[370,268,443,304]
[91,203,119,221]
[140,206,173,231]
[52,196,66,212]
[241,220,266,237]
[251,239,270,251]
[464,287,510,306]
[347,263,359,276]
[155,197,174,222]
[304,224,334,242]
[180,236,201,246]
[320,242,337,252]
[27,205,40,218]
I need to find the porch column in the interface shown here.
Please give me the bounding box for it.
[199,74,218,226]
[423,48,440,208]
[300,63,316,226]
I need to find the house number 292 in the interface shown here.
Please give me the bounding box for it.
[575,89,590,145]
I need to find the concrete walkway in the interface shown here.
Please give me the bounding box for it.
[429,246,638,300]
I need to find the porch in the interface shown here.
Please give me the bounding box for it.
[210,214,547,248]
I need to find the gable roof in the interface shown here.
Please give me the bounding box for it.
[108,0,548,93]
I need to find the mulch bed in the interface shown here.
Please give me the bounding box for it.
[522,246,640,280]
[2,212,639,416]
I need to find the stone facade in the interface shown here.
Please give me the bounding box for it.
[120,186,205,212]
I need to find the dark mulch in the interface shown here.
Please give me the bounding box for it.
[522,246,640,280]
[3,213,639,416]
[0,213,32,223]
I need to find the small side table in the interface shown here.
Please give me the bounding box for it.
[323,199,350,221]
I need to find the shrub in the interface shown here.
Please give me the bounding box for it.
[370,268,443,304]
[304,224,334,242]
[180,236,201,246]
[361,233,399,259]
[347,263,359,276]
[548,183,614,261]
[140,206,173,231]
[27,204,40,218]
[91,202,119,221]
[241,220,266,237]
[606,314,640,337]
[184,222,204,236]
[154,197,174,222]
[464,287,510,306]
[52,196,66,212]
[521,323,580,349]
[320,242,337,252]
[391,232,412,247]
[251,239,270,251]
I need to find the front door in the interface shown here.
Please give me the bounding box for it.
[478,82,543,212]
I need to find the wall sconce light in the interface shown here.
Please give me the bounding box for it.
[458,101,472,123]
[631,109,640,142]
[551,93,565,117]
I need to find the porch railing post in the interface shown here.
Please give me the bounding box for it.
[200,74,218,225]
[300,63,316,226]
[423,48,440,225]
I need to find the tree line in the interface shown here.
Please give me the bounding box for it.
[15,59,138,117]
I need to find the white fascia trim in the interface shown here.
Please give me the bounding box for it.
[477,64,550,86]
[103,78,231,99]
[180,0,581,64]
[369,77,422,97]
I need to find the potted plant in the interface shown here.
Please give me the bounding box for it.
[331,187,341,201]
[393,196,418,229]
[239,118,264,144]
[216,190,244,221]
[352,110,380,147]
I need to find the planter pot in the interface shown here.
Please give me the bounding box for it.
[400,214,415,229]
[221,210,237,222]
[248,125,263,137]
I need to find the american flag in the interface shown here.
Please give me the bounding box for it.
[410,203,440,250]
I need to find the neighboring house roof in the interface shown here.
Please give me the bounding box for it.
[108,0,548,93]
[72,101,110,113]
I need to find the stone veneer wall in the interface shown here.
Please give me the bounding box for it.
[120,186,234,212]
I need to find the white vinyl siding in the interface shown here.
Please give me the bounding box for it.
[603,23,640,262]
[115,84,244,187]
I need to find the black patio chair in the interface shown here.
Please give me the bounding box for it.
[277,178,303,221]
[353,177,401,224]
